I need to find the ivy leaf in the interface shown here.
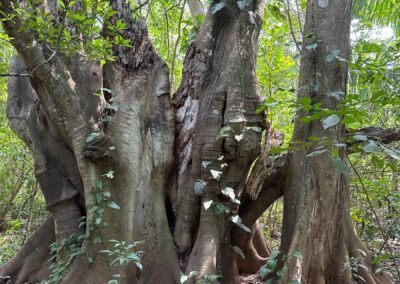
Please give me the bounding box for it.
[203,200,213,210]
[326,49,341,62]
[213,202,230,214]
[259,266,272,278]
[135,262,143,270]
[362,140,378,153]
[321,114,340,129]
[246,126,262,133]
[87,256,94,264]
[202,160,212,168]
[353,134,368,141]
[237,0,249,9]
[194,179,207,195]
[95,216,102,225]
[107,201,120,210]
[306,43,318,50]
[248,11,256,24]
[231,215,251,233]
[180,274,189,284]
[221,187,235,199]
[232,246,245,259]
[327,91,344,100]
[103,170,115,179]
[211,2,225,14]
[235,134,244,142]
[306,149,327,157]
[211,170,222,181]
[217,126,231,140]
[221,187,240,204]
[330,157,350,175]
[86,132,100,143]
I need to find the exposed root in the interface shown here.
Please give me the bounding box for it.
[0,218,54,284]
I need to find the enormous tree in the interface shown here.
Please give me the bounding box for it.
[0,0,394,283]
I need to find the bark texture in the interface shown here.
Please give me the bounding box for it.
[280,1,392,283]
[0,0,276,283]
[2,0,390,283]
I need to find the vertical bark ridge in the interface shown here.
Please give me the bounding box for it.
[172,0,267,281]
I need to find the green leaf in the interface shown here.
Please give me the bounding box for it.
[107,201,120,210]
[267,258,277,270]
[326,49,341,62]
[248,11,256,24]
[237,0,249,9]
[202,160,212,168]
[259,266,271,278]
[95,192,103,203]
[221,187,240,204]
[217,126,231,140]
[235,133,244,142]
[211,2,225,14]
[203,200,213,210]
[210,170,222,181]
[246,126,262,133]
[381,145,400,160]
[362,140,378,153]
[194,179,207,195]
[95,216,102,225]
[300,96,312,106]
[86,132,100,143]
[103,170,115,179]
[306,149,327,157]
[135,262,143,270]
[353,134,368,141]
[321,114,341,129]
[330,157,350,175]
[180,274,189,284]
[306,43,318,50]
[327,91,344,100]
[87,256,94,264]
[213,202,230,214]
[231,215,251,233]
[232,246,245,259]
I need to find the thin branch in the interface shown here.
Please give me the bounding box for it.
[170,0,186,91]
[347,127,400,145]
[347,155,400,279]
[284,0,301,53]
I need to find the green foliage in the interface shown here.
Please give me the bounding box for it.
[0,28,46,265]
[47,235,84,284]
[101,239,144,283]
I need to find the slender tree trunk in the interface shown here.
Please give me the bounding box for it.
[280,1,391,283]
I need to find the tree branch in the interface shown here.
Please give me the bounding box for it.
[348,127,400,144]
[240,153,287,226]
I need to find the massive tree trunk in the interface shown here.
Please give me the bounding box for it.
[0,0,393,283]
[280,1,392,283]
[0,0,277,283]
